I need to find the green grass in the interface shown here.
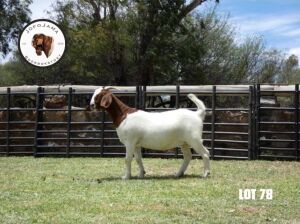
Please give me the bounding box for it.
[0,157,299,224]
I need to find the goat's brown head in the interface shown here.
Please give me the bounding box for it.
[91,87,137,127]
[94,89,113,110]
[32,34,45,56]
[32,33,53,57]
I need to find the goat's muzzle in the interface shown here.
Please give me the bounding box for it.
[35,44,43,55]
[88,103,102,111]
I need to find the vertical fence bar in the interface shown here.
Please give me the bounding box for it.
[211,86,216,159]
[6,88,11,156]
[252,85,257,159]
[100,111,105,157]
[294,84,299,160]
[135,85,140,109]
[138,86,142,110]
[142,86,146,110]
[141,86,146,156]
[34,87,43,156]
[175,85,180,158]
[251,86,256,160]
[248,86,253,160]
[133,85,141,156]
[176,85,180,108]
[66,87,72,157]
[255,84,261,159]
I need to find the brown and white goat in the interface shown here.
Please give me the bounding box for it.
[90,88,210,180]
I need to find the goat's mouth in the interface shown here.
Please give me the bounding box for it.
[35,49,42,55]
[87,104,94,110]
[35,44,43,56]
[88,104,102,111]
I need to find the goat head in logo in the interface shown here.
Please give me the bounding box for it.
[32,34,54,58]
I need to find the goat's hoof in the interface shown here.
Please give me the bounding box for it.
[203,170,210,178]
[138,171,146,179]
[122,175,131,180]
[175,172,184,178]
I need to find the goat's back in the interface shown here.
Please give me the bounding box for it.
[126,108,201,125]
[116,109,204,150]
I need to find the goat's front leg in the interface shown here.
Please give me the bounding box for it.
[123,144,135,180]
[134,147,146,178]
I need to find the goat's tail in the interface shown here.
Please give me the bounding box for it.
[187,94,206,119]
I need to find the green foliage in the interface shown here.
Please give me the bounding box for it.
[1,0,299,86]
[277,54,300,84]
[0,0,32,57]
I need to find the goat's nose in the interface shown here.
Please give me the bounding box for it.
[89,104,95,110]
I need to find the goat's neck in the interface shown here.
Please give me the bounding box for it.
[106,95,137,127]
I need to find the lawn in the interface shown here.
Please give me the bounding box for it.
[0,157,299,224]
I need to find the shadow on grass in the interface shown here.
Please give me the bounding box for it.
[71,174,207,184]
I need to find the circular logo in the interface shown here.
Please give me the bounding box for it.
[18,19,66,67]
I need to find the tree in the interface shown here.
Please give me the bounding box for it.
[230,37,265,84]
[0,0,32,58]
[49,0,133,85]
[280,54,299,84]
[3,0,299,87]
[131,0,219,85]
[177,10,237,84]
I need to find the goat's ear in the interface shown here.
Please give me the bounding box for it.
[100,93,113,109]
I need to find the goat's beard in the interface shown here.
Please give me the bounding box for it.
[35,49,42,56]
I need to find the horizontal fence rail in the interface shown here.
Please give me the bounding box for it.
[0,84,299,160]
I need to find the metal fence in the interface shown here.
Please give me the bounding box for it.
[0,84,299,160]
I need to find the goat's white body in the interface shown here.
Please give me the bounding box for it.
[117,94,210,179]
[117,109,203,150]
[91,91,210,179]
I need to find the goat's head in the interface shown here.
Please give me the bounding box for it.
[94,89,113,110]
[90,87,137,127]
[32,34,45,56]
[90,86,119,110]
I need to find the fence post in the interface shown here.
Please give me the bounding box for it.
[248,86,253,160]
[135,85,140,109]
[138,86,141,110]
[142,86,147,156]
[100,110,105,157]
[6,88,11,156]
[142,86,146,110]
[251,85,256,160]
[66,87,72,157]
[175,84,180,158]
[34,87,44,157]
[255,84,261,159]
[211,86,216,159]
[295,84,299,160]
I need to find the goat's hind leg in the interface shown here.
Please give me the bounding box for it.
[176,144,192,178]
[134,147,146,178]
[190,140,210,178]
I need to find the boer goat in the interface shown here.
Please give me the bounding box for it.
[90,88,210,180]
[32,34,54,58]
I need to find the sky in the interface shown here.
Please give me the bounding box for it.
[3,0,300,62]
[29,0,54,20]
[214,0,300,57]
